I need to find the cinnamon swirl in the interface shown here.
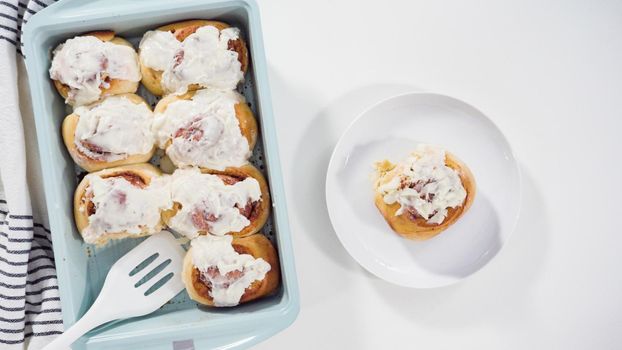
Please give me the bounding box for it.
[374,145,476,240]
[62,93,155,172]
[162,165,270,239]
[49,31,141,106]
[152,88,257,171]
[138,20,248,96]
[73,163,172,245]
[182,234,280,307]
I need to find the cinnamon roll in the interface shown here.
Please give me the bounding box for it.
[49,31,141,106]
[162,164,270,239]
[138,20,248,96]
[182,234,280,307]
[152,88,257,171]
[62,94,155,172]
[374,145,476,240]
[73,163,172,245]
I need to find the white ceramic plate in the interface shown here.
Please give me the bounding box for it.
[325,92,521,288]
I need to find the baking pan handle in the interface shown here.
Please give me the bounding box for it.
[46,0,159,18]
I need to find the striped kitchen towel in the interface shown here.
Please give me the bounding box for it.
[0,0,63,348]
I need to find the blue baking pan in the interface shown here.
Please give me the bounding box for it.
[22,0,299,348]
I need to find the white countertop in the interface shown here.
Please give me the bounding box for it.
[255,0,622,349]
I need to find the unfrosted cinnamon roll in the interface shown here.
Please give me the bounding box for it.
[73,163,172,245]
[49,31,141,106]
[138,20,248,96]
[152,88,257,171]
[374,145,476,240]
[162,164,270,239]
[62,93,155,172]
[182,234,280,307]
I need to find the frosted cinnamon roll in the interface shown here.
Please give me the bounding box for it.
[162,165,270,239]
[62,94,155,172]
[152,88,257,170]
[374,145,476,240]
[138,20,248,96]
[182,234,280,307]
[73,164,172,245]
[49,31,141,106]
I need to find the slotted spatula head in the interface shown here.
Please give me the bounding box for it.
[89,230,186,320]
[42,231,186,350]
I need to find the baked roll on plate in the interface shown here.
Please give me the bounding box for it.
[326,92,521,287]
[74,163,172,245]
[182,234,280,307]
[152,88,257,170]
[162,164,270,239]
[138,20,248,96]
[374,145,476,240]
[49,31,141,106]
[62,93,156,172]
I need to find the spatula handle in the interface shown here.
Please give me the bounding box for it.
[42,307,111,350]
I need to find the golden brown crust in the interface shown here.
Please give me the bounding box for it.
[152,89,257,165]
[73,163,164,245]
[374,152,476,240]
[203,164,270,237]
[234,102,257,152]
[139,20,248,96]
[159,20,229,40]
[161,164,270,237]
[182,234,280,307]
[139,62,165,97]
[87,30,115,41]
[61,93,155,172]
[51,32,140,106]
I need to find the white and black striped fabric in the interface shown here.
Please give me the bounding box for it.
[0,0,63,348]
[1,0,54,55]
[0,200,61,347]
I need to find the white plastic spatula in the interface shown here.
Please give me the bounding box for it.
[43,231,186,350]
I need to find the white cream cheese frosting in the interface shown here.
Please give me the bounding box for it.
[139,25,244,94]
[81,174,172,244]
[73,96,155,162]
[191,235,270,307]
[49,35,141,106]
[168,167,261,238]
[378,145,467,225]
[152,89,251,170]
